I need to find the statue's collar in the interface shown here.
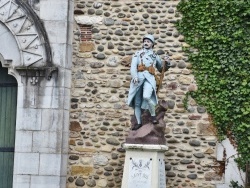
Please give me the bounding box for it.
[143,48,153,53]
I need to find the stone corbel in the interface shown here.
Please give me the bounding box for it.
[2,59,12,67]
[16,66,58,85]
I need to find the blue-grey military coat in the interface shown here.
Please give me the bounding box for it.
[127,48,164,110]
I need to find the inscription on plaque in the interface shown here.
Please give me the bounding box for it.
[158,158,166,188]
[128,157,152,188]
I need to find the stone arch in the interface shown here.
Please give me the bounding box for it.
[0,0,52,68]
[0,22,21,68]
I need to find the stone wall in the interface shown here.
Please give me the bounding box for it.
[68,1,221,187]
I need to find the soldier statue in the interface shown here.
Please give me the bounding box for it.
[127,34,171,130]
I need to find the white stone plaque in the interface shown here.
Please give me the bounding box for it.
[158,159,166,188]
[128,157,152,188]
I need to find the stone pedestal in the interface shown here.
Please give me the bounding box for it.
[121,144,168,188]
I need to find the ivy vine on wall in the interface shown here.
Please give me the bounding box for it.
[176,0,250,169]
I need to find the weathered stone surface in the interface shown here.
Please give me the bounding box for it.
[69,155,79,160]
[204,148,214,154]
[182,128,189,134]
[97,179,108,187]
[178,173,186,178]
[93,154,109,166]
[197,106,207,113]
[193,153,205,158]
[106,138,120,146]
[107,42,114,49]
[166,172,176,177]
[107,57,119,67]
[86,179,96,187]
[96,53,106,59]
[189,140,201,147]
[75,147,96,153]
[187,174,197,179]
[115,30,123,36]
[165,151,175,157]
[197,122,216,136]
[167,100,175,109]
[187,164,195,169]
[204,172,222,181]
[109,80,122,88]
[177,61,186,69]
[177,153,185,157]
[97,45,104,52]
[68,177,74,183]
[165,164,172,171]
[71,166,94,176]
[178,75,192,85]
[188,84,198,91]
[70,121,82,132]
[188,114,202,120]
[90,62,104,68]
[75,178,85,186]
[103,18,114,26]
[180,159,192,164]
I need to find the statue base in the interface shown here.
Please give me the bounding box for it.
[121,144,168,188]
[127,100,169,145]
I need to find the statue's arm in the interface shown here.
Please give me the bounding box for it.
[156,55,171,72]
[130,53,139,79]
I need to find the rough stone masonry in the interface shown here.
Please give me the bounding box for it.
[68,1,221,187]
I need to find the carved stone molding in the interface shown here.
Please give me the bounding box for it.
[0,0,57,80]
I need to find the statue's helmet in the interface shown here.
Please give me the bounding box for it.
[143,34,155,47]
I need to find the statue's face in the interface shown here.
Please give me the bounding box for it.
[143,39,153,49]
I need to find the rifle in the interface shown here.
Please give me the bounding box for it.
[157,56,170,95]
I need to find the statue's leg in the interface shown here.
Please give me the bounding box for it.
[143,81,158,124]
[142,81,155,116]
[134,86,143,125]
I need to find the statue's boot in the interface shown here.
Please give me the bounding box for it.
[132,124,143,130]
[151,116,159,124]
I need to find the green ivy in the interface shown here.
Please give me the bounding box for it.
[230,180,244,188]
[176,0,250,169]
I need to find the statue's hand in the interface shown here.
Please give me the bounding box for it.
[132,77,139,84]
[164,55,170,62]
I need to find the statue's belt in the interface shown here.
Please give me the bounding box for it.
[137,64,155,75]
